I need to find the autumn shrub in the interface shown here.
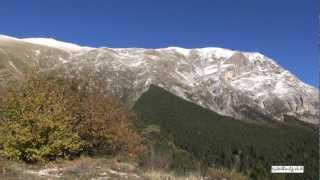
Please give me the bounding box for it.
[0,72,144,162]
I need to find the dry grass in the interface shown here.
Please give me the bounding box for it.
[144,167,250,180]
[0,157,250,180]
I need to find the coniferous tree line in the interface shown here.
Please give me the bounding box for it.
[134,85,318,180]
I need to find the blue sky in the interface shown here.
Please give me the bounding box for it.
[0,0,318,87]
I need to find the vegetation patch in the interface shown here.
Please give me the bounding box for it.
[134,85,318,180]
[0,72,144,163]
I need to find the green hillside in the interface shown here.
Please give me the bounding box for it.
[134,85,318,180]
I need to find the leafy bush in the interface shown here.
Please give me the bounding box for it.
[0,72,144,162]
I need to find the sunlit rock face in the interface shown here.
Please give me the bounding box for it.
[0,35,318,124]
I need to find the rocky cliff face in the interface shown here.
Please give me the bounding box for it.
[0,35,318,124]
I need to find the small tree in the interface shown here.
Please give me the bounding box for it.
[141,125,161,169]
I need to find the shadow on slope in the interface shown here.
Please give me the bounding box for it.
[134,85,318,180]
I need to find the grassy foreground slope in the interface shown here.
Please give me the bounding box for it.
[134,85,318,180]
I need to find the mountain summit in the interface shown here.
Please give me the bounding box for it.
[0,34,318,124]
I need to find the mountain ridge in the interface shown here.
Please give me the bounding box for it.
[0,34,287,62]
[0,34,318,124]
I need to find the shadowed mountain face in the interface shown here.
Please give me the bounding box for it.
[0,34,318,124]
[133,85,318,180]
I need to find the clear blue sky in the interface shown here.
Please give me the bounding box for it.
[0,0,318,87]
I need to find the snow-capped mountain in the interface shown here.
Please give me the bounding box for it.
[0,34,318,124]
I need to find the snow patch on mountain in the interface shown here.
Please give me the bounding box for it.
[0,34,19,40]
[22,38,94,52]
[197,47,235,59]
[165,47,191,57]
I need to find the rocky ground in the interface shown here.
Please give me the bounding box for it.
[0,157,208,180]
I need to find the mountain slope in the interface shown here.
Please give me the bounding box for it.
[0,34,318,124]
[133,85,318,180]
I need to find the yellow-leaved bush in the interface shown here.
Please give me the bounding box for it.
[0,72,144,163]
